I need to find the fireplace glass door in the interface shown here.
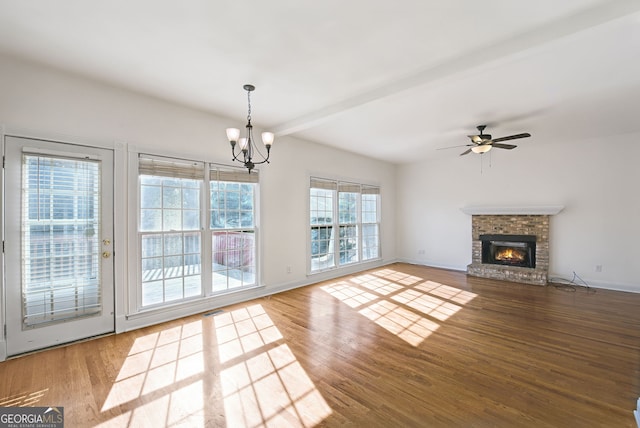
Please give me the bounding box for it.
[481,234,536,268]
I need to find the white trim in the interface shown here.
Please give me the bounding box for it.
[126,150,140,316]
[3,126,118,151]
[113,142,128,334]
[460,205,564,215]
[21,146,102,160]
[0,126,5,360]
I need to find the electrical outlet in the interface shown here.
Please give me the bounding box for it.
[286,265,292,274]
[595,265,602,272]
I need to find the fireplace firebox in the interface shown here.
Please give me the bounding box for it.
[480,234,536,269]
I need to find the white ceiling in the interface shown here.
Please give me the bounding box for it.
[1,0,640,163]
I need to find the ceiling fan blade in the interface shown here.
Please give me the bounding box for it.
[491,143,517,150]
[491,133,531,143]
[437,144,472,150]
[459,148,472,156]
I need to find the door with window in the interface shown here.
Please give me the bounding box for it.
[4,136,114,356]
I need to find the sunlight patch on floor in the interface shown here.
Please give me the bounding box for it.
[321,269,477,346]
[320,281,378,308]
[101,320,205,424]
[216,304,332,427]
[215,304,284,364]
[98,304,330,427]
[360,300,441,346]
[0,388,49,407]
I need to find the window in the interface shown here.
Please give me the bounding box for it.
[361,185,380,261]
[137,155,259,310]
[210,168,258,292]
[138,157,204,307]
[310,177,380,273]
[310,179,336,271]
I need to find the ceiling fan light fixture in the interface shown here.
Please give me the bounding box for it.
[471,145,492,154]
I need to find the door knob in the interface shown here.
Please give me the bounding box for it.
[102,251,111,259]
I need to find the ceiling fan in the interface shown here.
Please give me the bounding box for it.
[441,125,531,156]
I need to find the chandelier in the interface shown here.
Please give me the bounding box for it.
[225,84,274,173]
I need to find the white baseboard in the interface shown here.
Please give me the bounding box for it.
[396,258,467,272]
[115,315,127,334]
[548,273,640,294]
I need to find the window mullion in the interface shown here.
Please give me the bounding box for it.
[202,166,212,296]
[331,190,341,267]
[357,189,362,263]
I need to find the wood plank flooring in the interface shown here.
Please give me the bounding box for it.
[1,263,639,427]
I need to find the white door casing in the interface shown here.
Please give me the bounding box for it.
[4,136,115,356]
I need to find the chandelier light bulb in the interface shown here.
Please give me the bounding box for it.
[261,132,274,147]
[226,128,240,143]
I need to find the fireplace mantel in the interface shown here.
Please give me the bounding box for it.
[460,205,564,215]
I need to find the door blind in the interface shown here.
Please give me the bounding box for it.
[21,154,102,327]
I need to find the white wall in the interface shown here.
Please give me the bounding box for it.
[3,47,636,358]
[397,132,640,292]
[0,54,397,344]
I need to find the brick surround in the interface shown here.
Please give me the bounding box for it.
[467,215,549,285]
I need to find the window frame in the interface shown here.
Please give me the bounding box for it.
[309,177,380,275]
[133,153,261,313]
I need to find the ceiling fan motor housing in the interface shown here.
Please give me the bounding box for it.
[475,125,490,142]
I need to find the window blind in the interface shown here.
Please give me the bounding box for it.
[310,177,338,190]
[338,182,361,193]
[210,166,259,183]
[138,155,205,180]
[361,185,380,195]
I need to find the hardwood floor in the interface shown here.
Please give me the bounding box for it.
[1,263,639,427]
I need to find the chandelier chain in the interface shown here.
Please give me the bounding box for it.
[246,90,252,123]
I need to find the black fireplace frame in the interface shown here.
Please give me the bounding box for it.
[480,234,536,268]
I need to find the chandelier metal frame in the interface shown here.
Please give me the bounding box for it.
[225,84,274,173]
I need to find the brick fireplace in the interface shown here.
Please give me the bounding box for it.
[462,206,563,286]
